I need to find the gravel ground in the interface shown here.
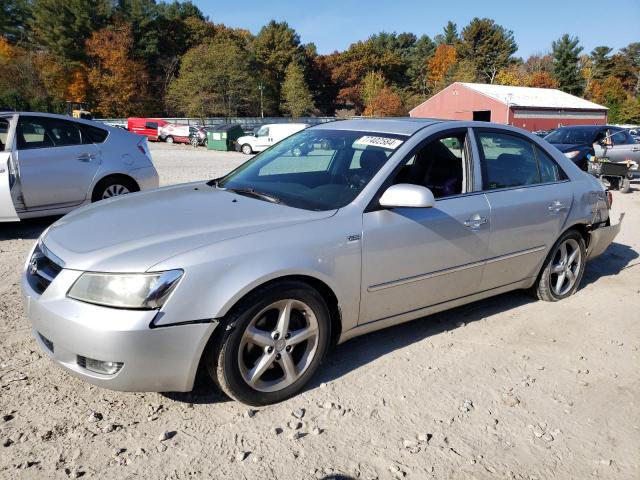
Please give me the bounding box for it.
[0,143,639,479]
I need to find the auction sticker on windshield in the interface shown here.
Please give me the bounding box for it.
[353,136,403,150]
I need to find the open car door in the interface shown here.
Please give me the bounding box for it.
[0,152,18,222]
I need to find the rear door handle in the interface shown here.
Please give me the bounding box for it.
[548,200,568,214]
[76,153,95,162]
[464,215,488,229]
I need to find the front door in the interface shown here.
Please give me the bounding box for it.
[15,116,100,210]
[360,129,490,324]
[254,126,272,150]
[0,152,18,222]
[474,128,574,290]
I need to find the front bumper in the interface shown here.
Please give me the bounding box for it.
[22,267,216,392]
[587,213,624,261]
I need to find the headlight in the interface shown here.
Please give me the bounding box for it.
[67,270,183,309]
[564,150,581,158]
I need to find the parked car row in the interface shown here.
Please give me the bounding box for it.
[19,117,622,406]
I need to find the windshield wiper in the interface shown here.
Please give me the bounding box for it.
[224,187,282,204]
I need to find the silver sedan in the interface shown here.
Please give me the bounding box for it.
[22,119,621,405]
[0,112,159,221]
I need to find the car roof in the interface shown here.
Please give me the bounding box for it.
[554,125,620,131]
[2,111,112,129]
[312,118,443,136]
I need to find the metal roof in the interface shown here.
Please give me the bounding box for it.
[458,83,607,111]
[312,118,442,136]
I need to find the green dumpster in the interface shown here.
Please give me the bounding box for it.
[206,124,244,151]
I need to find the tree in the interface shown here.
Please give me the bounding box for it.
[601,76,627,123]
[364,86,404,117]
[620,42,640,96]
[427,43,457,87]
[0,0,31,44]
[86,22,148,116]
[551,34,584,95]
[495,65,527,86]
[167,36,257,119]
[282,61,315,118]
[528,71,558,88]
[458,18,517,83]
[620,96,640,124]
[590,46,613,81]
[435,21,458,46]
[407,34,435,95]
[361,71,386,110]
[30,0,111,61]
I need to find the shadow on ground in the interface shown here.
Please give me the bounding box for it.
[0,216,59,241]
[173,237,635,405]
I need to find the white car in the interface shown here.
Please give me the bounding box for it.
[237,123,309,154]
[0,112,159,222]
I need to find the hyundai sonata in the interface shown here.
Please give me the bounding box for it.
[22,119,621,405]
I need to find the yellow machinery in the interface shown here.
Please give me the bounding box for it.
[65,101,92,120]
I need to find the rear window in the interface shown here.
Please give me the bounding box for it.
[82,124,109,143]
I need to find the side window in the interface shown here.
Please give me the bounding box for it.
[256,126,269,137]
[48,119,82,146]
[145,122,158,130]
[477,131,540,190]
[0,118,8,151]
[81,124,109,143]
[392,131,467,198]
[535,146,567,183]
[17,118,54,150]
[612,130,633,145]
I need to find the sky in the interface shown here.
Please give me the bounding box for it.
[195,0,640,58]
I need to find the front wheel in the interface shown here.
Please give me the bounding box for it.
[165,136,174,144]
[533,230,586,302]
[241,144,253,155]
[207,281,331,405]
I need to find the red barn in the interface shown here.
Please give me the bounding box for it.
[409,82,607,132]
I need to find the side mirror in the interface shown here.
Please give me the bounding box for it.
[379,184,435,209]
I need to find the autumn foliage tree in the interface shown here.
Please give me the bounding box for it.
[86,22,148,117]
[427,44,457,88]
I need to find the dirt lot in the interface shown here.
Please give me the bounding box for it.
[1,144,639,479]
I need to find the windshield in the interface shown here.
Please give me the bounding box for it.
[545,128,598,145]
[216,129,406,211]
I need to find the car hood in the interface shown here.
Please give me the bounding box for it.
[547,142,590,153]
[42,182,335,272]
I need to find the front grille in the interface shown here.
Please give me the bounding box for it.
[27,244,63,294]
[77,356,87,369]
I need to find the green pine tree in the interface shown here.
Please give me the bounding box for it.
[551,34,585,95]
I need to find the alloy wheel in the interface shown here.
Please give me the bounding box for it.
[237,299,319,393]
[102,184,131,199]
[549,238,582,296]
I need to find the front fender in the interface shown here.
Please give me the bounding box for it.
[151,213,362,334]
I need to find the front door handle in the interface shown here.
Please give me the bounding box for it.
[547,200,567,214]
[464,214,488,229]
[632,147,640,152]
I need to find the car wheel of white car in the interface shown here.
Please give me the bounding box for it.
[533,230,586,302]
[207,280,331,405]
[92,176,139,202]
[241,144,253,155]
[165,136,174,144]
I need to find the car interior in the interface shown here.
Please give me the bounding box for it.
[393,135,465,198]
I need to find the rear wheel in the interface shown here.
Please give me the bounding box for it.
[207,281,330,405]
[533,230,586,302]
[92,176,139,202]
[165,136,174,144]
[241,144,253,155]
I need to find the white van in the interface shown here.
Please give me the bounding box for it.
[236,123,310,154]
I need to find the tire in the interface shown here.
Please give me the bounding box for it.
[241,144,253,155]
[91,176,139,202]
[532,230,586,302]
[206,280,331,406]
[620,178,631,193]
[292,146,303,157]
[165,136,174,144]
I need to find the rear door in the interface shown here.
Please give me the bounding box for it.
[474,128,573,290]
[15,116,100,210]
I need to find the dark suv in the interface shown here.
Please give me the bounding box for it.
[544,125,639,174]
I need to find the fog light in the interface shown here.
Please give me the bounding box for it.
[78,356,123,375]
